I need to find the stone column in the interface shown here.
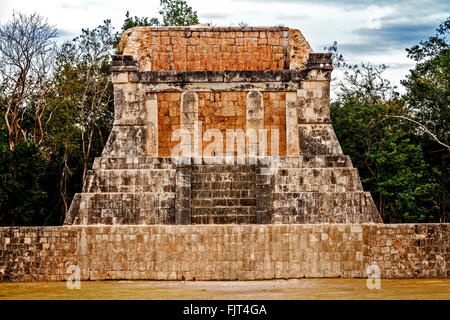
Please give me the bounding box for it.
[246,91,272,223]
[256,166,272,223]
[286,92,299,156]
[297,53,343,155]
[246,91,264,159]
[103,55,147,157]
[145,93,158,156]
[180,91,199,160]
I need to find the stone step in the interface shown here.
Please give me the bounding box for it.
[82,169,176,193]
[190,163,258,224]
[192,206,256,215]
[190,164,258,208]
[191,190,256,199]
[191,172,256,183]
[273,167,363,192]
[91,155,353,170]
[93,157,176,170]
[191,164,257,173]
[271,191,381,224]
[192,198,256,207]
[191,181,256,192]
[191,215,257,224]
[66,192,175,225]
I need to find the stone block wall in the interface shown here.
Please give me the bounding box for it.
[157,91,286,157]
[270,157,381,224]
[118,27,312,72]
[0,227,78,282]
[65,158,177,225]
[158,92,181,156]
[1,224,448,281]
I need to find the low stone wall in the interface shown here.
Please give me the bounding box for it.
[0,224,448,282]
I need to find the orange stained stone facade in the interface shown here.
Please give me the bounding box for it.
[197,92,247,155]
[157,91,288,157]
[157,92,181,157]
[263,92,287,156]
[119,27,312,72]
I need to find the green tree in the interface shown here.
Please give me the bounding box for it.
[400,17,450,222]
[402,17,449,150]
[331,63,440,222]
[122,11,160,31]
[51,20,116,216]
[0,139,48,225]
[159,0,199,26]
[121,0,199,32]
[363,128,439,222]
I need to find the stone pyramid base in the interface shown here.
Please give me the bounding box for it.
[65,156,382,225]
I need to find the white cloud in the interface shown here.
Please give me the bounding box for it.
[0,0,10,22]
[365,5,395,29]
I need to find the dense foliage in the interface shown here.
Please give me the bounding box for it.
[0,1,199,226]
[121,0,199,31]
[330,17,449,223]
[0,6,448,225]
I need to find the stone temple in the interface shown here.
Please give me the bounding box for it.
[3,27,450,282]
[65,26,382,226]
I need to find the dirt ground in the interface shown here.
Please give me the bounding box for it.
[0,278,449,300]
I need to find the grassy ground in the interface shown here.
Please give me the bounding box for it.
[0,278,449,300]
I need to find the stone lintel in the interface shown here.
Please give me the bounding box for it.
[145,82,301,92]
[109,53,333,83]
[110,69,333,84]
[138,70,308,83]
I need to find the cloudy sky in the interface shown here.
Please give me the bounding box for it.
[1,0,448,92]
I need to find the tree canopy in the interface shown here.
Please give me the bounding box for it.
[121,0,199,32]
[329,18,449,222]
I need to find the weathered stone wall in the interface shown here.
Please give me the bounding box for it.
[65,158,178,225]
[158,92,181,157]
[66,155,381,225]
[1,224,448,282]
[157,91,286,157]
[118,27,312,72]
[262,92,287,156]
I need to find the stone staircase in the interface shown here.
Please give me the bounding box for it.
[190,164,258,224]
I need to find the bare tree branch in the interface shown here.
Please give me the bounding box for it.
[0,11,57,150]
[387,115,450,152]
